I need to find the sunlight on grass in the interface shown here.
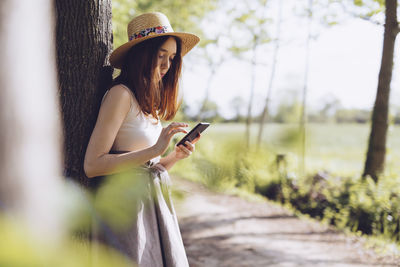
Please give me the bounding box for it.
[196,123,400,177]
[171,122,400,248]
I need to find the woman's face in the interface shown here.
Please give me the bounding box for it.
[156,37,177,80]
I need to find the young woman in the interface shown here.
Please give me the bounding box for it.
[84,12,200,266]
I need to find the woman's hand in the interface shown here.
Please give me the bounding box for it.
[153,122,188,156]
[173,134,201,160]
[159,133,201,170]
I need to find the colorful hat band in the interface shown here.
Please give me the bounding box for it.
[129,25,172,41]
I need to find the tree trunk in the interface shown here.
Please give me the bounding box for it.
[363,0,399,182]
[198,66,217,121]
[298,0,313,178]
[257,0,283,148]
[245,41,258,148]
[0,0,63,242]
[55,0,113,186]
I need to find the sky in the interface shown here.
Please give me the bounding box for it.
[180,0,400,119]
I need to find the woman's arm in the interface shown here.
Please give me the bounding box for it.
[159,149,180,171]
[84,85,155,177]
[84,85,187,178]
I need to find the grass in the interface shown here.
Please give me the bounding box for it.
[170,122,400,250]
[180,122,400,177]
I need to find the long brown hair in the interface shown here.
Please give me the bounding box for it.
[112,36,182,120]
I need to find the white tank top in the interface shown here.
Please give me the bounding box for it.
[102,84,162,161]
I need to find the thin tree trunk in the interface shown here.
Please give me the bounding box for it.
[245,40,258,148]
[299,0,313,178]
[0,0,63,242]
[244,0,268,148]
[198,66,217,121]
[55,0,113,186]
[257,0,283,148]
[363,0,399,181]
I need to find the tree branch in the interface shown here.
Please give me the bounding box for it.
[338,1,383,26]
[357,15,383,26]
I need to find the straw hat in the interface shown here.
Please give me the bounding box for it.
[110,12,200,69]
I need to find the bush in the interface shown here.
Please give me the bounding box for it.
[173,134,400,245]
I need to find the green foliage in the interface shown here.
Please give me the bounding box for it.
[275,126,302,147]
[112,0,218,48]
[348,0,385,22]
[0,167,176,266]
[228,2,271,55]
[353,0,385,8]
[94,169,150,232]
[303,173,400,242]
[172,132,277,192]
[0,177,138,266]
[273,100,302,123]
[335,108,371,123]
[0,221,132,266]
[172,123,400,246]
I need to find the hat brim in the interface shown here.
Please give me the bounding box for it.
[110,32,200,69]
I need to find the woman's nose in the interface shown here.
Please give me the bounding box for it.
[161,57,170,70]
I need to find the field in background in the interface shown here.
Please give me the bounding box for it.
[197,122,400,177]
[171,122,400,245]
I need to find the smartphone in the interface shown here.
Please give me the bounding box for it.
[177,122,210,146]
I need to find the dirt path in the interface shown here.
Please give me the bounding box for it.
[173,177,399,267]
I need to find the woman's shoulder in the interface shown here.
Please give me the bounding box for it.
[108,84,133,99]
[107,84,140,113]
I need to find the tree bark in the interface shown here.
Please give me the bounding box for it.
[363,0,399,181]
[0,0,64,241]
[55,0,113,186]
